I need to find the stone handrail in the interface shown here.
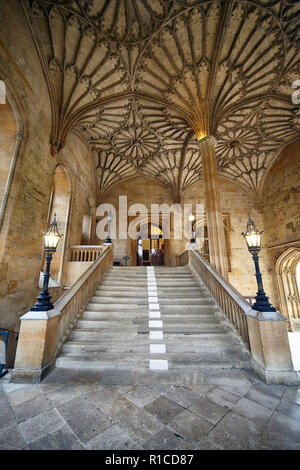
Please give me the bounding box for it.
[54,244,113,355]
[178,249,299,384]
[70,245,103,262]
[12,245,114,383]
[182,249,258,350]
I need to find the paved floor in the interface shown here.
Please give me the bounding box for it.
[1,367,300,450]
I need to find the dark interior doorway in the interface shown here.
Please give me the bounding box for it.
[136,222,165,266]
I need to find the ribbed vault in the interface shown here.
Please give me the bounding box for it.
[24,0,300,198]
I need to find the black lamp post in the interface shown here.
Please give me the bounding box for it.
[104,210,112,245]
[189,214,196,244]
[242,217,276,312]
[31,214,62,312]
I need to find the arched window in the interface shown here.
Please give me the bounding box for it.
[43,165,71,284]
[0,85,23,230]
[296,261,300,295]
[275,248,300,331]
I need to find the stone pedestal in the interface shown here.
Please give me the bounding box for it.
[10,309,60,383]
[196,136,228,279]
[247,310,299,384]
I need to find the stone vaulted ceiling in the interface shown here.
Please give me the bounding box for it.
[24,0,300,200]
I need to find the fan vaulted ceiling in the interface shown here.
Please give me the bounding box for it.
[24,0,300,200]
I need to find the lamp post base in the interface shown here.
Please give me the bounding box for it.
[31,290,54,311]
[252,293,277,313]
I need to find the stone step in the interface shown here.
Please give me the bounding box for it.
[100,280,200,287]
[91,296,148,303]
[62,336,240,354]
[81,311,220,321]
[84,306,220,316]
[105,273,195,278]
[70,326,229,341]
[82,311,150,319]
[76,317,221,329]
[70,330,139,341]
[90,296,211,305]
[109,267,188,272]
[106,272,193,277]
[95,288,206,297]
[95,291,147,298]
[56,350,250,370]
[56,264,251,374]
[86,303,148,311]
[137,325,229,334]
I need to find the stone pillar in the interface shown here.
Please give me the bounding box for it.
[58,190,73,285]
[89,205,97,245]
[11,309,60,383]
[196,136,228,279]
[246,310,299,384]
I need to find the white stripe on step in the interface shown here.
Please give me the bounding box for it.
[147,282,157,288]
[149,330,163,340]
[148,285,157,291]
[149,311,161,318]
[149,303,160,310]
[149,359,168,370]
[150,344,166,354]
[149,320,163,328]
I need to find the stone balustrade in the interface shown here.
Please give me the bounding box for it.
[178,248,299,385]
[70,245,103,262]
[11,245,114,383]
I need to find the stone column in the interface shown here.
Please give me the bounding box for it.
[58,190,73,285]
[196,136,228,279]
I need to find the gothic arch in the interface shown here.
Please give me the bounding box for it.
[46,163,72,285]
[275,247,300,331]
[0,79,24,227]
[256,137,300,205]
[0,76,26,264]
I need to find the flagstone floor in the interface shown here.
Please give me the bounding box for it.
[1,367,300,450]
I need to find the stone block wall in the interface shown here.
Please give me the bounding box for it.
[0,3,97,340]
[99,175,276,304]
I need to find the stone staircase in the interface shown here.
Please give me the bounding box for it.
[56,266,250,371]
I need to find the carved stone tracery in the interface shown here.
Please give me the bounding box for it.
[25,0,300,197]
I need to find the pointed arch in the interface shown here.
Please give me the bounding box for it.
[275,247,300,331]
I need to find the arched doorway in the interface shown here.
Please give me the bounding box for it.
[137,222,165,266]
[275,247,300,331]
[44,165,71,283]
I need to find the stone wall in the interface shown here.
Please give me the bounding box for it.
[99,175,276,303]
[261,139,300,319]
[99,177,174,264]
[0,3,97,337]
[0,100,17,205]
[184,178,275,302]
[0,1,53,331]
[262,140,300,247]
